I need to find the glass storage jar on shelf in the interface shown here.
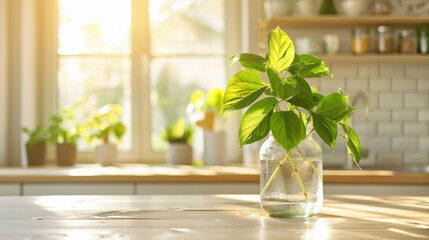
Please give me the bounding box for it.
[259,129,323,218]
[371,0,391,15]
[351,27,370,54]
[417,25,429,54]
[376,26,394,53]
[398,29,417,54]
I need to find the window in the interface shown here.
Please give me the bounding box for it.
[57,0,132,150]
[148,0,225,151]
[53,0,229,161]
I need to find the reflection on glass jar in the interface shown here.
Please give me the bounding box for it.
[417,25,429,54]
[398,30,417,54]
[376,26,394,53]
[351,27,370,54]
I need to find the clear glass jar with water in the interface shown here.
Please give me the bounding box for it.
[259,130,323,217]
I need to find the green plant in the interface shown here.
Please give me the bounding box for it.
[188,88,227,131]
[22,126,49,147]
[189,88,225,117]
[49,105,81,146]
[222,27,361,198]
[82,104,126,147]
[162,118,194,144]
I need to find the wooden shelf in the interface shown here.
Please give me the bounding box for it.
[266,16,429,28]
[315,54,429,63]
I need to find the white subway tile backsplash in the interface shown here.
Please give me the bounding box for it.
[332,64,357,77]
[320,78,346,93]
[392,110,417,121]
[392,137,418,150]
[406,64,429,77]
[368,137,390,150]
[419,110,429,121]
[419,137,429,151]
[369,110,391,121]
[347,78,368,90]
[369,78,391,91]
[404,93,428,108]
[331,63,429,168]
[368,93,379,109]
[380,65,405,78]
[358,64,379,78]
[404,123,428,136]
[379,93,403,108]
[377,123,402,135]
[392,78,417,91]
[417,78,429,91]
[403,152,428,166]
[377,152,402,166]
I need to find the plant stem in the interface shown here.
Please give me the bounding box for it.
[296,147,323,182]
[306,128,315,138]
[260,151,291,196]
[291,160,309,202]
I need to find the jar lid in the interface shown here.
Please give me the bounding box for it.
[377,25,392,33]
[400,29,416,37]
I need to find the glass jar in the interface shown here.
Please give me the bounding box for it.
[376,26,394,53]
[417,25,429,54]
[351,27,370,54]
[259,131,323,218]
[398,30,417,54]
[371,0,391,15]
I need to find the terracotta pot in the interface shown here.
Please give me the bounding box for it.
[203,131,227,165]
[95,143,117,166]
[25,142,47,166]
[166,143,192,165]
[56,143,77,166]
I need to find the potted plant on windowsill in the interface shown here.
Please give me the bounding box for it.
[22,126,49,166]
[162,118,194,165]
[82,104,126,166]
[188,88,228,165]
[222,27,361,217]
[49,105,81,166]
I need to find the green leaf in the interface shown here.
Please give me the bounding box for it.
[313,113,338,151]
[266,67,299,100]
[270,111,306,153]
[287,76,313,110]
[288,54,330,78]
[230,53,266,72]
[239,97,278,147]
[339,123,362,164]
[267,27,295,72]
[316,93,352,122]
[222,69,268,114]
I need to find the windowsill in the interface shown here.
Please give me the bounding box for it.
[0,164,428,184]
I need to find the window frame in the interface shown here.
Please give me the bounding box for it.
[41,0,244,163]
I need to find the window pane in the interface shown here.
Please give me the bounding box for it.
[58,57,132,150]
[150,57,225,151]
[149,0,224,55]
[58,0,131,55]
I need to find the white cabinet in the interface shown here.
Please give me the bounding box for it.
[136,183,259,195]
[23,183,134,196]
[0,184,20,196]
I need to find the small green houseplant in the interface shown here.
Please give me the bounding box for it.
[188,88,228,165]
[162,118,194,165]
[22,126,49,166]
[49,105,81,166]
[82,104,126,166]
[222,27,361,217]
